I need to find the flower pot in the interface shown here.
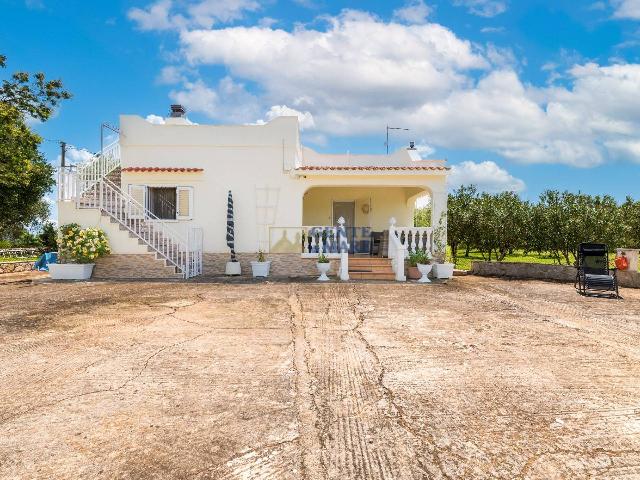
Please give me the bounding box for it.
[433,262,454,279]
[250,261,271,278]
[225,261,241,275]
[407,266,421,280]
[316,262,331,281]
[48,263,95,280]
[416,263,432,283]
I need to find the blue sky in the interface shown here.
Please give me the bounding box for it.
[2,0,640,203]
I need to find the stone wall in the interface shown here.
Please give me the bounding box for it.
[93,254,182,279]
[471,261,640,289]
[203,253,335,278]
[88,253,336,280]
[0,261,35,274]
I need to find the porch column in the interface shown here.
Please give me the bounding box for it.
[431,187,447,258]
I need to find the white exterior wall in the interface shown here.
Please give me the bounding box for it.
[110,114,448,254]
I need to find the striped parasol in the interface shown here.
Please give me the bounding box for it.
[226,190,237,262]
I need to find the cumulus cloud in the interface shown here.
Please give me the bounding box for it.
[180,10,487,122]
[414,141,436,158]
[146,114,166,124]
[449,161,526,192]
[612,0,640,19]
[392,0,432,24]
[128,0,260,31]
[170,76,261,123]
[260,105,315,130]
[453,0,507,17]
[144,8,640,168]
[128,0,176,30]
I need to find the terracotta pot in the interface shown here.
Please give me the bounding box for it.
[407,266,421,280]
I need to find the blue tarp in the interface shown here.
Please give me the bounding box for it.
[34,252,58,271]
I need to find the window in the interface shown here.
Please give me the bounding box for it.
[148,187,176,219]
[127,185,193,220]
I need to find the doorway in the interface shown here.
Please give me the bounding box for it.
[333,201,360,254]
[332,201,355,227]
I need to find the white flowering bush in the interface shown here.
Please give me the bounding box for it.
[57,223,110,264]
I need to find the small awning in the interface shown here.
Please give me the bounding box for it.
[295,165,449,171]
[121,167,204,172]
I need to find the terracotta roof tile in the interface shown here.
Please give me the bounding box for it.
[295,165,449,171]
[121,167,204,173]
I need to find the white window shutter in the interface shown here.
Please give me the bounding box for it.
[128,185,147,219]
[177,186,193,220]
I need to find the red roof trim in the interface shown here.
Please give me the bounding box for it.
[121,167,204,173]
[295,165,449,171]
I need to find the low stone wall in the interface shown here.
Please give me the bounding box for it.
[471,261,640,288]
[203,253,334,278]
[0,261,35,274]
[93,254,181,279]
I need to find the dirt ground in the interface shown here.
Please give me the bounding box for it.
[1,276,639,479]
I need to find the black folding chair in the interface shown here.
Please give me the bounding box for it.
[575,243,620,299]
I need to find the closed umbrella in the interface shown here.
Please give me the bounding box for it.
[226,190,237,262]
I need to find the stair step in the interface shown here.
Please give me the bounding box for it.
[349,265,394,273]
[349,272,396,281]
[349,257,392,265]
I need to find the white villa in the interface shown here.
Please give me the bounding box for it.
[58,106,449,280]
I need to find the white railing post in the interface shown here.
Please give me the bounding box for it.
[388,217,406,281]
[337,217,349,281]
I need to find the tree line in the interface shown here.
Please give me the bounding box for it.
[446,186,640,265]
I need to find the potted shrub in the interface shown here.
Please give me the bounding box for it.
[49,223,110,280]
[407,250,433,282]
[250,250,271,278]
[432,213,455,279]
[316,253,331,281]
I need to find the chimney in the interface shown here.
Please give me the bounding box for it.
[408,141,416,150]
[170,104,186,118]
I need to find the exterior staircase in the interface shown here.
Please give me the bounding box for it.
[58,140,202,279]
[348,257,395,281]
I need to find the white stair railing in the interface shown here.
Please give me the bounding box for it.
[76,140,121,195]
[80,178,200,278]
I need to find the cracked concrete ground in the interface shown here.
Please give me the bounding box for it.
[1,277,639,479]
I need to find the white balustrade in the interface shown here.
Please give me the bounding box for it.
[394,226,434,254]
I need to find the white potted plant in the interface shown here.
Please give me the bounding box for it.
[49,223,110,280]
[316,253,331,281]
[250,250,271,278]
[432,213,455,279]
[407,250,432,282]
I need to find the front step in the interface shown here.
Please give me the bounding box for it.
[348,257,395,280]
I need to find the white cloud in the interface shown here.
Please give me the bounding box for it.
[154,9,640,168]
[180,10,487,124]
[612,0,640,19]
[156,65,186,84]
[605,139,640,161]
[128,0,260,31]
[56,147,94,166]
[146,114,166,124]
[393,0,432,25]
[187,0,260,28]
[261,105,315,130]
[170,76,261,123]
[480,26,505,33]
[449,161,526,192]
[453,0,507,17]
[128,0,175,31]
[414,141,435,158]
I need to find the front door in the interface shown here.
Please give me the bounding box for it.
[333,201,355,254]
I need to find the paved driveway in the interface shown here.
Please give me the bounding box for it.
[1,277,639,479]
